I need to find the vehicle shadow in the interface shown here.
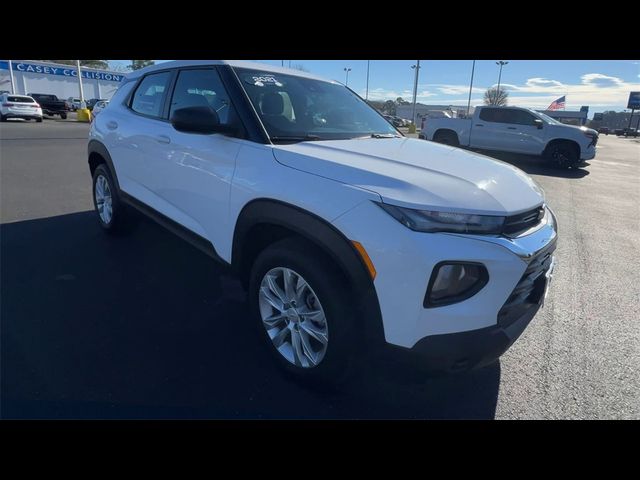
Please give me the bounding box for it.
[474,150,591,179]
[1,210,500,419]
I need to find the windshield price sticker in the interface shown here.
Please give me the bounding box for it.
[246,75,283,87]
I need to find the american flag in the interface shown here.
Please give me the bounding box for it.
[547,96,566,111]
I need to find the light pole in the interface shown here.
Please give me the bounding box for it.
[365,60,370,100]
[495,60,509,105]
[411,60,421,126]
[466,60,476,117]
[8,60,16,94]
[76,60,85,109]
[343,67,352,86]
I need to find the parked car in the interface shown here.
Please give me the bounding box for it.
[86,98,107,111]
[88,60,557,384]
[28,93,67,119]
[420,106,598,168]
[91,100,109,117]
[597,127,610,135]
[0,94,43,122]
[66,97,82,111]
[383,114,404,128]
[621,127,638,137]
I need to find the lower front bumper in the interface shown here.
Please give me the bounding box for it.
[405,299,541,372]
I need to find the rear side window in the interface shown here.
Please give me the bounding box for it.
[130,71,172,118]
[8,96,35,103]
[479,108,499,122]
[503,109,536,125]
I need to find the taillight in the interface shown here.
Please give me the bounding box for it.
[3,103,14,107]
[33,104,40,108]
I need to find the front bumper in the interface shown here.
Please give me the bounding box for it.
[332,201,557,369]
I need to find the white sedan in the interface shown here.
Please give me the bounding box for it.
[0,94,43,122]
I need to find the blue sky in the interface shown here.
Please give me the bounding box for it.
[109,60,640,113]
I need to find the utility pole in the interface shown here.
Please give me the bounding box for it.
[466,60,475,117]
[495,60,509,105]
[8,60,16,94]
[365,60,370,100]
[411,60,421,126]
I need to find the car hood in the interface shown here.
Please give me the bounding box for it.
[272,137,544,215]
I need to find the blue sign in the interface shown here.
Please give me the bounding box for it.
[0,61,123,82]
[628,92,640,110]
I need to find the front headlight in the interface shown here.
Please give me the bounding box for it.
[376,202,505,234]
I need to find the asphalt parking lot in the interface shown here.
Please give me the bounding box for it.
[1,119,638,419]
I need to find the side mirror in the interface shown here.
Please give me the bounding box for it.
[533,118,543,129]
[170,106,236,135]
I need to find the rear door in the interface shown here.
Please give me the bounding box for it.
[470,107,505,150]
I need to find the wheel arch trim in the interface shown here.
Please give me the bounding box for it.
[232,198,386,346]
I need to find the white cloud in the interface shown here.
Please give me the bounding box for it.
[406,73,640,109]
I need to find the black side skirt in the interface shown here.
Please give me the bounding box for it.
[119,191,230,267]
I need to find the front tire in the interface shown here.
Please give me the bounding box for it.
[92,164,130,233]
[249,237,360,387]
[546,141,579,168]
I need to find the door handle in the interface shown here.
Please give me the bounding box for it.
[155,135,171,144]
[507,127,517,130]
[475,124,484,127]
[106,121,118,130]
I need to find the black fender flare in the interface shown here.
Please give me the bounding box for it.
[88,139,120,190]
[232,199,386,346]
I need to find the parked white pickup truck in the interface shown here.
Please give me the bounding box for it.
[419,106,598,168]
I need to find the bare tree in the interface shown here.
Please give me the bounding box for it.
[484,87,509,106]
[291,63,309,72]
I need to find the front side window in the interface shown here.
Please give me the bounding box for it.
[130,71,172,118]
[234,68,398,141]
[169,68,237,127]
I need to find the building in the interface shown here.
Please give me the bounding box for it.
[0,60,125,101]
[536,106,589,126]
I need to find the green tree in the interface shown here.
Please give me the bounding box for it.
[383,100,396,115]
[46,60,109,69]
[129,60,155,71]
[483,87,509,106]
[396,97,410,105]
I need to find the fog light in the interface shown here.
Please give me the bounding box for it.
[424,262,488,307]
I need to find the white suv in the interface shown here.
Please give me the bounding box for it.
[88,60,557,383]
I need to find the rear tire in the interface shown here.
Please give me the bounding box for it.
[92,164,131,234]
[36,117,43,123]
[60,112,67,120]
[434,130,460,146]
[248,237,361,388]
[0,114,6,122]
[545,141,579,169]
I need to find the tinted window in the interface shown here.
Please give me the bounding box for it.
[131,71,172,118]
[500,109,536,125]
[8,96,35,103]
[479,108,499,122]
[169,68,236,126]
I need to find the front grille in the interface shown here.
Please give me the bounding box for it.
[502,206,545,236]
[498,239,556,328]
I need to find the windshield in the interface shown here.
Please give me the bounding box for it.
[234,68,399,142]
[535,111,561,125]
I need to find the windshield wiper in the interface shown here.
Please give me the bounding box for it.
[270,135,321,143]
[352,133,402,139]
